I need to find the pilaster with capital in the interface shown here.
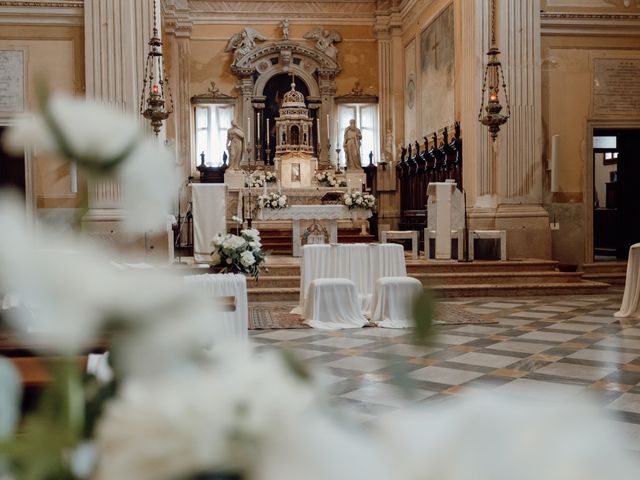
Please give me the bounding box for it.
[318,70,336,169]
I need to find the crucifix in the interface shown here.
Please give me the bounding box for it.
[431,33,440,69]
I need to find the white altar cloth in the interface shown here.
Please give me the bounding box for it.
[296,243,406,316]
[615,243,640,318]
[304,278,367,329]
[191,184,226,263]
[369,276,423,328]
[258,205,372,257]
[184,273,248,338]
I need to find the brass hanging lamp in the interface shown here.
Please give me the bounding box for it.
[478,0,510,142]
[139,1,173,136]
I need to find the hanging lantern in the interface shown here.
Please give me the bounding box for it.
[139,1,173,136]
[478,0,510,142]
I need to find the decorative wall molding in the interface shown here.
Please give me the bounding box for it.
[182,0,378,24]
[541,11,640,36]
[0,0,83,25]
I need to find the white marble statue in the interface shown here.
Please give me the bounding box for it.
[343,119,363,171]
[280,18,290,40]
[226,120,245,171]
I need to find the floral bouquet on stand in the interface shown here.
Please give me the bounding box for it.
[244,172,265,188]
[211,229,266,279]
[315,170,341,187]
[343,191,376,211]
[257,192,288,210]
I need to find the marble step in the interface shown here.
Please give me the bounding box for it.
[581,272,626,285]
[246,280,610,302]
[581,261,627,285]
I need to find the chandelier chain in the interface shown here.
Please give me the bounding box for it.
[490,0,497,48]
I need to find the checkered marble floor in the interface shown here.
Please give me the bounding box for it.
[250,289,640,451]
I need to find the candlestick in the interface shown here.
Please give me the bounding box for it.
[257,113,261,141]
[316,117,320,146]
[266,118,270,146]
[326,114,330,139]
[277,180,281,194]
[263,180,267,196]
[247,116,251,144]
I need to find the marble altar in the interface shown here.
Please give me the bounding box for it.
[257,204,372,257]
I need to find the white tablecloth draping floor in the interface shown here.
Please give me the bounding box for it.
[369,276,423,328]
[615,243,640,318]
[303,278,367,330]
[184,273,248,338]
[190,184,226,263]
[294,243,407,321]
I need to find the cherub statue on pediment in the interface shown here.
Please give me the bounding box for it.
[225,27,267,59]
[303,28,342,60]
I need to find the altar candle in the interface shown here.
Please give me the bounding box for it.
[263,180,267,196]
[326,114,330,139]
[257,113,261,140]
[277,180,282,194]
[247,117,251,144]
[316,117,320,146]
[266,118,270,146]
[347,178,352,193]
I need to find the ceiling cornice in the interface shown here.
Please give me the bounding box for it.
[541,11,640,36]
[0,0,83,25]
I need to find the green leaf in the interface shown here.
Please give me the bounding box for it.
[0,357,21,439]
[411,289,437,345]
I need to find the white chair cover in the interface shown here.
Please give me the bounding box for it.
[183,273,248,338]
[304,278,367,330]
[370,276,423,328]
[615,243,640,318]
[190,184,226,263]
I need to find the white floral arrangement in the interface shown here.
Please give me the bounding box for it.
[245,171,277,188]
[315,170,340,187]
[343,191,377,211]
[211,228,266,279]
[257,192,288,210]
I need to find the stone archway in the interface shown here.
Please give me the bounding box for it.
[229,36,341,168]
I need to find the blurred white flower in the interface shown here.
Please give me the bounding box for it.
[222,235,247,250]
[3,94,140,168]
[231,215,243,224]
[344,197,353,206]
[212,233,225,247]
[248,241,261,250]
[240,251,255,267]
[95,344,320,480]
[242,229,261,241]
[255,412,394,480]
[117,137,179,235]
[0,194,220,368]
[372,393,640,480]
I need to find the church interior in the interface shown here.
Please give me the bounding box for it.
[1,0,640,478]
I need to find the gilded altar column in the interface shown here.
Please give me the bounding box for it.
[82,0,157,243]
[493,0,550,259]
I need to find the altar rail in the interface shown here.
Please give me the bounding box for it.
[397,123,462,233]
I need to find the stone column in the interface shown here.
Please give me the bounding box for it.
[318,70,336,169]
[375,7,403,231]
[234,68,255,167]
[494,0,550,259]
[459,0,550,259]
[82,0,157,243]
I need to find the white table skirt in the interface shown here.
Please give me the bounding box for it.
[184,273,248,338]
[295,243,407,315]
[369,276,423,328]
[191,184,226,263]
[304,278,367,330]
[615,243,640,318]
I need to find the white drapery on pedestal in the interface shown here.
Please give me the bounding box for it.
[184,273,248,339]
[369,276,423,328]
[190,184,226,263]
[615,243,640,318]
[295,243,406,318]
[304,278,367,330]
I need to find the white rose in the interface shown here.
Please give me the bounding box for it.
[278,197,286,207]
[240,251,256,267]
[212,234,225,247]
[345,197,353,206]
